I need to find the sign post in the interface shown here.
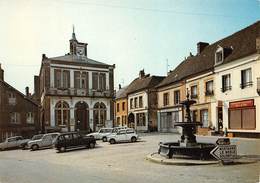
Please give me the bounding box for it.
[210,138,237,164]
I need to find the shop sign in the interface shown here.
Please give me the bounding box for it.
[229,99,254,109]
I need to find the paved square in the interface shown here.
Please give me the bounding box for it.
[0,134,259,183]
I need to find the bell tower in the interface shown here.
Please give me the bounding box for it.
[69,25,88,57]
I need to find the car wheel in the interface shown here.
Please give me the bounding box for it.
[60,146,66,152]
[102,137,107,142]
[31,144,39,151]
[109,139,116,144]
[89,142,95,149]
[22,144,28,150]
[131,136,137,142]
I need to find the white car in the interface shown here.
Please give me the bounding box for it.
[0,136,30,150]
[28,133,60,151]
[100,126,129,142]
[107,129,139,144]
[86,128,113,142]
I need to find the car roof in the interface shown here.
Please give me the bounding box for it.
[59,132,79,135]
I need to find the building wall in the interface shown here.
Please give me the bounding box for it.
[128,91,149,131]
[214,54,260,133]
[157,83,186,132]
[186,73,216,124]
[157,83,186,109]
[40,60,115,132]
[115,98,128,126]
[0,82,39,142]
[48,96,112,132]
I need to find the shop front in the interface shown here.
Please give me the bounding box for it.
[228,99,256,130]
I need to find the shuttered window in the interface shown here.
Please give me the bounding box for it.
[229,108,255,129]
[99,73,106,91]
[92,72,99,90]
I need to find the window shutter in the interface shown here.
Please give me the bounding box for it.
[241,70,244,89]
[222,76,225,92]
[86,72,89,90]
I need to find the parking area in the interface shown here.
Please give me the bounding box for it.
[0,133,259,183]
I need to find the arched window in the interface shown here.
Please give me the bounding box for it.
[93,102,107,127]
[55,101,70,126]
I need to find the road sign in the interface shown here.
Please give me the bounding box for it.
[210,145,237,161]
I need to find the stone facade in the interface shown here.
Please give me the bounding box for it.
[38,31,115,133]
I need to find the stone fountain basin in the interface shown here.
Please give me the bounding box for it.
[159,142,216,160]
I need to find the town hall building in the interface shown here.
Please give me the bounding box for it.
[38,30,115,133]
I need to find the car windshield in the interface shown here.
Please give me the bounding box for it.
[32,135,44,140]
[99,129,113,133]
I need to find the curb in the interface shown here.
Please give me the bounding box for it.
[146,153,219,166]
[146,153,259,166]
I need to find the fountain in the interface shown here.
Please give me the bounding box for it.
[158,93,216,160]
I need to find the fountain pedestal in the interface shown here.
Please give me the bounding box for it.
[158,94,216,160]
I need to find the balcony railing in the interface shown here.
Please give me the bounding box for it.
[205,90,214,96]
[221,86,232,93]
[240,81,253,89]
[190,94,198,99]
[46,88,113,97]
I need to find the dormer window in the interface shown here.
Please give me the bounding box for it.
[215,46,224,65]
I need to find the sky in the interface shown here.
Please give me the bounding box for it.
[0,0,259,94]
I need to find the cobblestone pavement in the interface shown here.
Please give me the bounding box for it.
[0,133,259,183]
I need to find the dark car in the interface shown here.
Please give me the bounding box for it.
[54,132,96,152]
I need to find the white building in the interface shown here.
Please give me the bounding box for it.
[126,70,165,132]
[39,30,115,132]
[212,21,260,137]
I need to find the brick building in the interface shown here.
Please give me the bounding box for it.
[0,64,40,142]
[38,30,115,133]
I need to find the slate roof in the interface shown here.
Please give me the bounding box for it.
[157,20,260,88]
[126,75,165,94]
[0,80,39,106]
[49,54,110,66]
[115,86,128,99]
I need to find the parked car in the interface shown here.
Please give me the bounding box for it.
[20,134,45,149]
[86,128,113,142]
[28,133,60,151]
[0,136,30,150]
[54,132,96,153]
[101,126,129,142]
[107,129,139,144]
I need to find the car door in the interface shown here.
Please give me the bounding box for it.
[7,137,17,148]
[72,133,82,146]
[117,130,127,142]
[126,129,135,141]
[42,135,53,147]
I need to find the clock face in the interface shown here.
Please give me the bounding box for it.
[76,47,84,56]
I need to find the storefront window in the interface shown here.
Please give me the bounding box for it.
[137,113,146,126]
[200,109,208,127]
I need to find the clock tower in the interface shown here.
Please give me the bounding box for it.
[69,26,88,57]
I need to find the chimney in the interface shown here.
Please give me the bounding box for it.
[25,87,29,97]
[34,75,40,98]
[0,64,4,81]
[197,42,209,54]
[119,84,122,89]
[139,69,145,79]
[256,37,260,54]
[42,54,47,61]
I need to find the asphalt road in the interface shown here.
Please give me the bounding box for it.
[0,133,259,183]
